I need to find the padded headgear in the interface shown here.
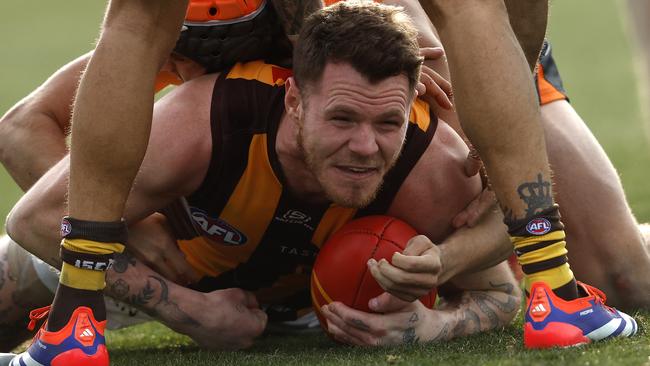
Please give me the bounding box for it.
[174,0,292,73]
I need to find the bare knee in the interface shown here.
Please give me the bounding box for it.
[0,102,26,166]
[6,193,63,267]
[584,246,650,311]
[640,223,650,247]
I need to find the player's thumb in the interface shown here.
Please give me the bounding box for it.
[369,292,410,313]
[249,308,268,335]
[464,146,482,177]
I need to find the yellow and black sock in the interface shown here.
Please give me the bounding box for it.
[507,205,578,300]
[47,217,126,331]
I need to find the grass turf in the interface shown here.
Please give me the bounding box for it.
[104,311,650,366]
[2,0,650,364]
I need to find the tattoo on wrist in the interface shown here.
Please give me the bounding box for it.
[112,251,136,274]
[503,173,553,222]
[147,276,200,326]
[108,253,200,327]
[110,279,130,299]
[451,308,480,339]
[470,293,500,329]
[431,323,450,342]
[129,279,155,307]
[490,281,515,296]
[447,281,519,339]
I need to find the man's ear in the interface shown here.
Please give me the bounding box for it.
[284,77,303,123]
[169,53,206,82]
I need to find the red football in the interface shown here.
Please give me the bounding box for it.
[311,215,438,330]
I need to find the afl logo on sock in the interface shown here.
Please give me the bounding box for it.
[526,218,551,235]
[61,219,72,237]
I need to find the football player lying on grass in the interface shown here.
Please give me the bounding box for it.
[0,2,523,352]
[5,0,650,315]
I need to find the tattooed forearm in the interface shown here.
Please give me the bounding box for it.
[110,279,130,299]
[270,0,322,36]
[490,281,515,296]
[109,273,200,327]
[106,253,201,328]
[431,323,450,342]
[446,283,519,339]
[451,308,480,339]
[470,290,517,331]
[503,173,553,222]
[129,279,156,307]
[470,293,500,329]
[112,251,136,274]
[148,276,200,326]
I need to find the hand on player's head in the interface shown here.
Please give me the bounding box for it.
[416,47,453,110]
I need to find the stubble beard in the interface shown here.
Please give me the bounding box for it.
[297,124,395,209]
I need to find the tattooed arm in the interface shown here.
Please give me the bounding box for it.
[270,0,322,41]
[106,251,267,350]
[320,260,520,346]
[429,263,521,342]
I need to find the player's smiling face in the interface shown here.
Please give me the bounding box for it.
[297,62,412,208]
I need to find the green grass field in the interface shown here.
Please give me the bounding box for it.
[2,0,650,364]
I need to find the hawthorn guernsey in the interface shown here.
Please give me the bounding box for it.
[191,208,248,246]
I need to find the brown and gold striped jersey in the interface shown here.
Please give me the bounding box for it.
[162,61,437,318]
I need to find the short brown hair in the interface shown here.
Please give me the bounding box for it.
[293,1,422,95]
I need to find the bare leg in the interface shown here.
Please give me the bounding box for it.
[421,0,577,299]
[385,0,461,132]
[68,0,188,221]
[542,100,650,309]
[423,1,549,221]
[504,0,548,71]
[49,0,188,346]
